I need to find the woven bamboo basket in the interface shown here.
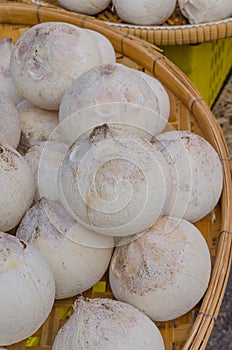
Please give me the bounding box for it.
[97,8,232,46]
[93,2,232,107]
[98,17,232,47]
[3,1,231,107]
[3,0,232,45]
[0,2,231,350]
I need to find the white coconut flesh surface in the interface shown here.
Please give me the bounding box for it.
[52,297,165,350]
[58,124,171,236]
[10,22,103,110]
[59,63,169,143]
[178,0,232,24]
[109,216,211,321]
[0,232,55,346]
[16,198,114,299]
[137,70,170,126]
[85,30,116,64]
[0,38,22,104]
[154,130,223,222]
[0,144,35,232]
[24,140,68,202]
[112,0,177,25]
[17,100,59,151]
[0,90,21,149]
[57,0,111,15]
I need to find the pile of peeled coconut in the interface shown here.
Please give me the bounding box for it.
[57,0,232,25]
[0,21,223,349]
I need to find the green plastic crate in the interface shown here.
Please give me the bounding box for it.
[161,37,232,107]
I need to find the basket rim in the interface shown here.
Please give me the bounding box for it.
[0,2,231,349]
[106,16,232,31]
[103,16,232,45]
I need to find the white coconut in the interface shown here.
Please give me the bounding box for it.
[25,141,68,202]
[110,216,211,321]
[58,124,171,236]
[178,0,232,24]
[16,198,113,299]
[0,232,55,346]
[10,22,103,110]
[59,63,168,143]
[0,90,21,148]
[86,30,116,64]
[154,130,223,222]
[17,100,60,152]
[112,0,177,25]
[57,0,111,15]
[0,144,35,232]
[137,71,170,128]
[0,38,22,104]
[52,297,165,350]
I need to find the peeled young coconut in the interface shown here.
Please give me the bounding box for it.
[17,100,60,152]
[0,144,35,232]
[25,140,68,202]
[109,215,211,322]
[154,130,223,222]
[52,297,165,350]
[86,30,116,64]
[57,0,111,15]
[58,124,171,237]
[137,71,170,126]
[178,0,232,24]
[0,232,55,346]
[0,90,21,148]
[17,197,114,299]
[59,63,169,143]
[0,38,22,104]
[112,0,177,25]
[10,22,103,110]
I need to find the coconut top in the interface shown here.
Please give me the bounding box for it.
[53,297,165,350]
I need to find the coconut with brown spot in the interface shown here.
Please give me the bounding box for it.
[58,124,171,236]
[0,144,35,231]
[52,297,165,349]
[10,22,103,110]
[109,215,211,321]
[154,130,223,223]
[0,38,22,104]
